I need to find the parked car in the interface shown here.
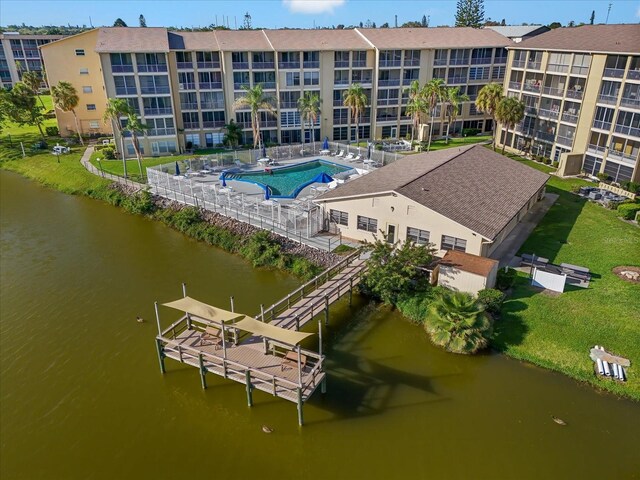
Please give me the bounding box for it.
[52,145,71,154]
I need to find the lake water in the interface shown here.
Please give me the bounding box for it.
[1,170,638,479]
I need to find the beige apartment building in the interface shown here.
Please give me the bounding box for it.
[40,29,112,137]
[0,32,64,87]
[498,25,640,183]
[42,26,510,156]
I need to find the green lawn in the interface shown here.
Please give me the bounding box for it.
[494,153,640,400]
[419,134,492,152]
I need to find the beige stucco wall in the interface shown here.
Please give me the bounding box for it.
[557,152,584,177]
[436,265,497,295]
[41,29,111,137]
[317,192,489,256]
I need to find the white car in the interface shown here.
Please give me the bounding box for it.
[52,145,70,154]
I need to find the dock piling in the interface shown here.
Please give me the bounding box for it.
[297,388,304,426]
[155,338,165,374]
[198,353,207,389]
[182,283,192,330]
[246,371,253,407]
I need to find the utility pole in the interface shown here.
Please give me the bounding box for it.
[394,15,398,28]
[605,3,612,24]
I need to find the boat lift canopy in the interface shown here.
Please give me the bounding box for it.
[235,317,314,346]
[162,296,242,324]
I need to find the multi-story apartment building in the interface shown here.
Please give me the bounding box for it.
[42,26,510,156]
[0,32,64,87]
[499,25,640,183]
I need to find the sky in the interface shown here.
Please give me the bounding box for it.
[1,0,639,29]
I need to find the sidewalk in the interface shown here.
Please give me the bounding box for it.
[80,146,145,190]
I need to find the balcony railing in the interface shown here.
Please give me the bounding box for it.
[627,70,640,80]
[508,81,522,90]
[181,102,199,110]
[620,96,640,108]
[333,117,348,125]
[179,82,196,90]
[140,86,171,94]
[561,112,578,124]
[279,61,300,69]
[447,76,467,84]
[377,98,400,106]
[404,59,420,67]
[593,121,612,133]
[352,60,367,67]
[566,89,583,100]
[115,86,137,95]
[494,56,508,64]
[598,94,618,105]
[604,67,625,79]
[534,131,555,142]
[202,121,225,128]
[547,64,569,73]
[176,62,193,69]
[303,61,320,69]
[378,79,400,86]
[144,107,173,116]
[183,122,200,129]
[197,61,220,69]
[259,82,276,89]
[449,58,469,65]
[376,114,398,122]
[380,60,402,68]
[434,58,447,66]
[200,102,225,110]
[334,78,350,86]
[556,135,574,146]
[252,61,274,69]
[512,59,526,68]
[526,60,541,70]
[232,62,249,69]
[234,82,250,90]
[525,106,538,115]
[333,99,343,107]
[137,64,168,73]
[538,108,559,119]
[280,101,298,109]
[148,128,176,136]
[199,82,222,90]
[263,120,277,128]
[111,65,134,73]
[470,57,491,65]
[587,144,606,155]
[614,124,640,137]
[608,150,638,165]
[523,83,541,92]
[403,78,418,85]
[542,86,564,97]
[334,60,349,68]
[355,78,372,85]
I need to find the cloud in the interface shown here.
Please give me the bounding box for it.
[283,0,346,14]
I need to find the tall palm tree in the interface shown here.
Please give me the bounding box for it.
[424,291,491,354]
[403,80,426,142]
[442,86,469,144]
[123,112,148,178]
[343,83,367,145]
[103,98,133,177]
[51,81,84,145]
[233,84,276,149]
[297,91,321,146]
[422,79,447,151]
[21,71,46,109]
[495,97,525,155]
[475,82,504,151]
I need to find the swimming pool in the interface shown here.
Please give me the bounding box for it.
[221,159,350,199]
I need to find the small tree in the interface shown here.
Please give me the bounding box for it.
[21,71,46,109]
[103,98,133,177]
[455,0,485,27]
[475,82,504,150]
[297,91,321,145]
[51,81,84,145]
[139,14,147,27]
[421,15,428,27]
[424,291,491,354]
[7,82,46,140]
[442,86,469,143]
[495,96,525,154]
[343,83,368,145]
[223,120,241,148]
[113,18,128,27]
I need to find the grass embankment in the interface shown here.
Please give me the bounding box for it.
[493,151,640,400]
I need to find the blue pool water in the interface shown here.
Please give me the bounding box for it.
[223,159,350,198]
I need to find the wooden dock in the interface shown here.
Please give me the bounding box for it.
[154,251,367,424]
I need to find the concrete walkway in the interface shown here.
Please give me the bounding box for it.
[489,193,559,268]
[80,146,145,190]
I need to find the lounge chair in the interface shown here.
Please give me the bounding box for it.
[335,150,345,158]
[350,154,362,162]
[344,152,354,160]
[281,351,307,371]
[330,149,340,156]
[200,326,223,349]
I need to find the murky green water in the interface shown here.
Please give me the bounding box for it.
[1,170,639,480]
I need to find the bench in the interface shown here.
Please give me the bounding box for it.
[560,263,591,281]
[521,253,549,268]
[199,326,223,349]
[281,351,307,372]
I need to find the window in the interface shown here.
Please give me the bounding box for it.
[441,235,467,252]
[82,86,92,93]
[593,106,615,130]
[335,51,349,67]
[469,66,489,80]
[86,104,96,111]
[79,68,89,75]
[357,216,377,233]
[333,126,348,141]
[185,133,200,147]
[547,53,571,73]
[571,54,591,75]
[110,53,133,72]
[126,143,145,155]
[280,111,301,128]
[114,75,137,95]
[491,66,506,80]
[304,71,319,86]
[286,72,300,86]
[182,112,200,128]
[406,227,430,245]
[352,50,367,67]
[330,209,349,226]
[89,121,100,129]
[151,140,177,154]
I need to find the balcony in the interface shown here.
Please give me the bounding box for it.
[376,113,398,122]
[512,59,526,68]
[140,86,170,94]
[279,61,300,69]
[232,62,249,69]
[137,64,168,73]
[547,64,569,73]
[197,61,220,69]
[542,86,564,97]
[380,60,401,67]
[352,60,367,68]
[115,86,137,96]
[470,57,491,65]
[199,82,222,90]
[202,121,225,128]
[627,70,640,80]
[334,78,350,86]
[181,102,199,110]
[598,94,618,105]
[111,65,134,73]
[260,82,276,89]
[608,150,638,165]
[144,107,173,116]
[201,102,225,110]
[526,60,541,70]
[176,62,193,69]
[447,76,467,84]
[494,56,507,64]
[334,60,349,68]
[561,112,578,124]
[620,96,640,108]
[508,81,522,91]
[333,117,348,125]
[303,61,320,69]
[402,78,418,86]
[587,144,606,155]
[252,61,274,69]
[534,131,555,142]
[556,135,574,146]
[538,108,559,119]
[592,120,612,131]
[404,59,420,67]
[434,58,447,66]
[262,120,277,128]
[179,82,196,90]
[377,98,400,106]
[523,82,541,93]
[148,128,176,136]
[280,101,298,109]
[378,79,400,86]
[604,67,625,79]
[449,58,469,66]
[525,106,538,115]
[614,124,640,137]
[234,82,250,90]
[183,122,200,129]
[566,89,583,100]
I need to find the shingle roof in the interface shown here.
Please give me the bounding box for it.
[357,27,510,49]
[317,145,549,240]
[439,250,498,277]
[485,25,549,39]
[168,31,219,50]
[95,27,169,52]
[265,29,371,51]
[510,24,640,54]
[214,30,273,51]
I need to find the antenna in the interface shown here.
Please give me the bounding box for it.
[606,3,612,24]
[395,15,398,28]
[243,12,251,29]
[89,16,93,28]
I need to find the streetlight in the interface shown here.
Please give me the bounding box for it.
[53,150,61,163]
[97,157,104,177]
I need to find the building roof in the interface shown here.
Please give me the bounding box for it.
[356,27,510,49]
[510,24,640,54]
[214,30,273,51]
[317,145,549,240]
[168,31,219,51]
[95,27,169,52]
[439,250,498,277]
[485,25,549,39]
[265,29,371,51]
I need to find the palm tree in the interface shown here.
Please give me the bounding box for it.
[103,98,133,177]
[475,82,504,151]
[422,79,447,151]
[223,120,242,148]
[495,97,525,155]
[21,71,46,109]
[51,81,84,145]
[424,291,491,354]
[442,87,469,144]
[343,83,368,145]
[403,80,427,143]
[123,112,148,179]
[233,84,276,149]
[297,91,321,146]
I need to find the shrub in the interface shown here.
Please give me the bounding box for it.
[240,231,284,268]
[617,203,640,220]
[45,126,59,136]
[289,257,321,280]
[620,181,640,195]
[462,128,480,136]
[476,288,506,314]
[101,147,116,159]
[552,161,559,168]
[570,184,582,193]
[396,286,446,324]
[597,172,609,182]
[121,189,156,215]
[543,158,551,165]
[169,206,202,232]
[496,267,517,290]
[332,244,356,255]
